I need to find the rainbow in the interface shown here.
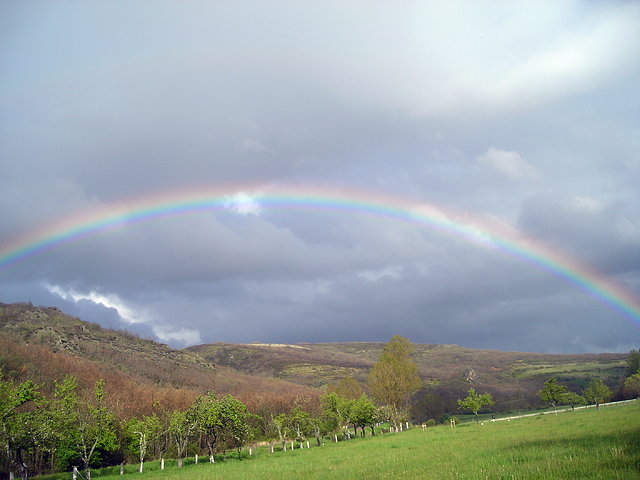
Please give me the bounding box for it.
[1,183,639,325]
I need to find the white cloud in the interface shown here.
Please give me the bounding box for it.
[477,148,537,180]
[570,195,603,213]
[152,325,202,347]
[238,138,272,154]
[223,192,262,216]
[45,283,149,324]
[357,266,403,282]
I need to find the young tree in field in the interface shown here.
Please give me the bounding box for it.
[288,405,311,447]
[457,388,494,423]
[367,335,421,430]
[167,409,196,468]
[538,377,569,415]
[0,379,40,480]
[560,391,585,410]
[321,392,353,440]
[49,378,116,479]
[219,396,253,457]
[74,379,117,480]
[191,392,222,463]
[350,394,377,437]
[126,415,161,473]
[583,379,612,410]
[271,413,289,451]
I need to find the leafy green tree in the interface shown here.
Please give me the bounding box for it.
[191,392,222,463]
[538,377,569,415]
[126,415,160,473]
[623,373,640,398]
[350,394,376,437]
[367,335,421,430]
[626,350,640,376]
[288,405,311,446]
[583,378,612,410]
[0,379,40,480]
[271,413,289,451]
[167,409,195,468]
[560,391,585,410]
[46,376,81,472]
[74,380,117,479]
[215,395,253,457]
[457,388,494,423]
[321,392,353,440]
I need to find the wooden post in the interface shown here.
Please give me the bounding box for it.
[306,440,310,449]
[291,440,294,450]
[161,458,165,470]
[120,462,125,475]
[195,454,198,464]
[249,447,252,456]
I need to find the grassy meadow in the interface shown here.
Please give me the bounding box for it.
[46,400,639,480]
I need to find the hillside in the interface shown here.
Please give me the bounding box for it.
[0,302,628,418]
[188,341,627,412]
[0,302,317,416]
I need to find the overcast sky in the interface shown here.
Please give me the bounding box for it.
[1,1,639,353]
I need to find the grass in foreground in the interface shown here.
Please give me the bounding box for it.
[51,402,640,480]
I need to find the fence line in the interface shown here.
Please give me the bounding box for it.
[492,398,638,422]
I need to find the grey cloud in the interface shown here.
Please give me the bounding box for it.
[1,1,639,353]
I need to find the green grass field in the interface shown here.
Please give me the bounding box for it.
[48,401,640,480]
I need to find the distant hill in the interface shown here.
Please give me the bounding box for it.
[188,341,627,413]
[0,302,628,419]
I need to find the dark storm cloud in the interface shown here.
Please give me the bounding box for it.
[1,1,639,352]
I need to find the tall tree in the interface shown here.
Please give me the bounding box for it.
[457,388,494,423]
[271,413,289,451]
[126,415,160,473]
[191,392,222,463]
[538,377,568,415]
[583,379,612,410]
[626,350,640,376]
[367,335,421,430]
[217,396,253,457]
[288,406,311,447]
[0,379,40,480]
[321,392,353,440]
[74,380,117,480]
[167,409,195,468]
[350,394,376,437]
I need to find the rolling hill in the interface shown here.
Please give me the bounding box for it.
[187,341,627,412]
[0,302,628,418]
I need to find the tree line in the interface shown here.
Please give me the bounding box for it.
[1,335,420,479]
[2,337,637,479]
